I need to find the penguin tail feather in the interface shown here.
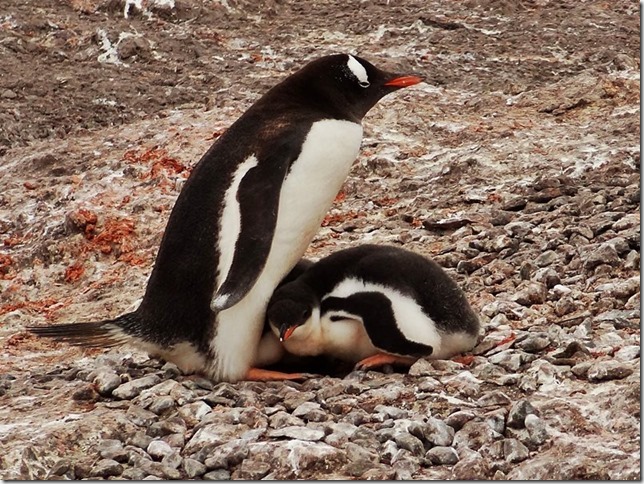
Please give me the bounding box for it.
[27,316,136,348]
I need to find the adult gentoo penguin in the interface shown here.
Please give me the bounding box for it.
[264,244,480,370]
[28,54,423,382]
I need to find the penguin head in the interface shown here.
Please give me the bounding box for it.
[266,282,318,342]
[280,54,424,121]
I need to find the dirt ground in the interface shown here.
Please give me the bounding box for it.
[0,0,640,480]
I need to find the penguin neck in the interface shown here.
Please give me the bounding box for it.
[282,305,325,356]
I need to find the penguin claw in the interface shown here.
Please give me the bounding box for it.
[355,353,417,371]
[245,368,314,382]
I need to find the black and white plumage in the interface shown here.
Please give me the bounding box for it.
[264,245,480,369]
[28,54,423,382]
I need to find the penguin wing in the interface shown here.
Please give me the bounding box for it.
[323,294,434,358]
[211,143,298,311]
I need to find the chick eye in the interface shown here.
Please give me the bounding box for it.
[359,81,370,88]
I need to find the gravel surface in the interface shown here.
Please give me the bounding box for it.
[0,0,640,480]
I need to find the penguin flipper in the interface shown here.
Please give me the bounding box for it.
[212,145,298,312]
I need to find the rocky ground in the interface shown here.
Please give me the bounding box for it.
[0,0,640,480]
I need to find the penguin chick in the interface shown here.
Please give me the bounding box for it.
[265,244,480,370]
[29,54,424,382]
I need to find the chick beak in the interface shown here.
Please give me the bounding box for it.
[383,75,424,88]
[279,325,297,342]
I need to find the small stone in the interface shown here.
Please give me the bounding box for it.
[161,451,182,469]
[477,390,512,407]
[204,439,248,469]
[524,414,548,445]
[121,467,147,480]
[72,383,99,401]
[507,399,537,429]
[93,370,122,396]
[533,267,560,288]
[583,243,620,271]
[126,405,158,427]
[425,446,459,465]
[235,459,271,479]
[512,282,547,306]
[267,426,325,441]
[90,458,123,478]
[282,390,316,411]
[203,469,231,480]
[393,432,425,456]
[182,458,207,478]
[1,89,17,99]
[113,375,161,400]
[614,345,640,361]
[587,360,634,382]
[571,360,594,378]
[488,350,522,371]
[148,395,175,414]
[534,250,559,267]
[445,411,476,431]
[451,449,490,479]
[147,440,173,460]
[269,410,305,428]
[98,439,128,462]
[502,438,530,463]
[484,409,507,435]
[292,401,327,422]
[515,334,551,353]
[595,276,640,299]
[374,404,409,420]
[411,417,455,447]
[178,400,212,425]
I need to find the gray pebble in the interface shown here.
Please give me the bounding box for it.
[147,440,173,460]
[488,350,522,371]
[477,390,512,407]
[204,439,248,469]
[98,439,128,462]
[533,267,560,288]
[512,282,547,306]
[292,401,327,422]
[269,410,305,428]
[112,375,161,400]
[148,395,175,414]
[515,334,551,353]
[203,469,231,480]
[587,360,634,382]
[484,409,507,435]
[93,370,122,396]
[267,426,325,441]
[90,458,123,478]
[374,404,409,420]
[507,399,537,429]
[534,249,559,267]
[393,432,425,456]
[425,446,459,465]
[121,467,147,480]
[161,451,182,469]
[282,390,316,411]
[524,414,548,445]
[126,405,158,427]
[614,345,640,361]
[445,411,476,431]
[182,458,207,478]
[147,418,187,437]
[178,400,212,425]
[235,459,272,479]
[502,438,530,463]
[583,243,620,270]
[412,417,455,447]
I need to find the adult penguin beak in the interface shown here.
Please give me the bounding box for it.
[279,325,297,342]
[384,75,424,88]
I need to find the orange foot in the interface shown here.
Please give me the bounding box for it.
[245,367,311,381]
[355,353,417,371]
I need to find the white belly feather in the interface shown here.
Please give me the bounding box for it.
[209,119,363,381]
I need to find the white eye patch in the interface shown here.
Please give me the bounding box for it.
[347,55,370,87]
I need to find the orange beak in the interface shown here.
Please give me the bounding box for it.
[384,75,424,88]
[279,325,297,342]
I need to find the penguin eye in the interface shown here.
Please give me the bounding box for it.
[358,80,370,88]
